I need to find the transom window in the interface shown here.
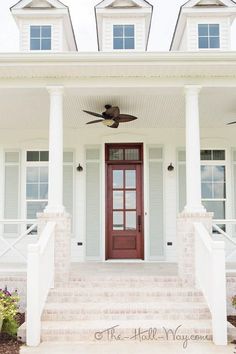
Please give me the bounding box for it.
[106,145,142,162]
[198,24,220,49]
[113,25,135,50]
[201,150,226,229]
[30,25,52,51]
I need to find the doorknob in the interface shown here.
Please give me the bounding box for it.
[138,215,141,232]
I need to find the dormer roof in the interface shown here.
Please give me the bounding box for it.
[95,0,152,9]
[170,0,236,50]
[10,0,77,51]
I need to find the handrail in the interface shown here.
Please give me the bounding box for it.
[27,221,56,347]
[212,224,236,246]
[194,222,227,345]
[0,219,36,224]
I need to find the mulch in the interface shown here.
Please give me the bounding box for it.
[0,313,25,354]
[228,316,236,345]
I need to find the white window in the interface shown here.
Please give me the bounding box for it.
[30,25,52,51]
[198,24,220,49]
[113,25,135,50]
[26,151,49,219]
[201,150,226,229]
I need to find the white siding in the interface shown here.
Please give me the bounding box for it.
[19,18,63,52]
[186,16,231,51]
[102,17,146,51]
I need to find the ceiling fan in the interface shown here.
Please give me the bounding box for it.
[83,105,138,128]
[227,121,236,125]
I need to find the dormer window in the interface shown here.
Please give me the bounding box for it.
[198,24,220,49]
[30,25,52,51]
[113,25,135,50]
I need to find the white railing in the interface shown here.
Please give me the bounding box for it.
[213,220,236,263]
[194,222,227,346]
[27,221,56,347]
[0,220,37,262]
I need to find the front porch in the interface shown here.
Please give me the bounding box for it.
[0,53,236,346]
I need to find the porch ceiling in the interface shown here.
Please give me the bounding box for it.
[0,87,236,130]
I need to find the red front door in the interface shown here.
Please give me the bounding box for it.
[106,144,144,259]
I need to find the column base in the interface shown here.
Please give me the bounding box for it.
[184,205,206,214]
[44,205,65,214]
[177,212,213,287]
[37,212,71,283]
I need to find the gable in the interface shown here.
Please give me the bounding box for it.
[183,0,236,8]
[96,0,152,9]
[107,0,140,8]
[11,0,67,10]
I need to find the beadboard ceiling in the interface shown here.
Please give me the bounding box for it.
[0,87,235,130]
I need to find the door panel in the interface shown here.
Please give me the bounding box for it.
[106,164,143,259]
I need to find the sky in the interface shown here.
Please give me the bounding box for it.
[0,0,236,52]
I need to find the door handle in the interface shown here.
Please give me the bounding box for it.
[138,215,141,232]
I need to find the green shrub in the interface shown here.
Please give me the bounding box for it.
[0,287,20,336]
[233,295,236,308]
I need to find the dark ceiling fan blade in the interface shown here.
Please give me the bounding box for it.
[86,119,104,125]
[118,114,138,123]
[83,110,104,118]
[109,120,119,129]
[227,121,236,125]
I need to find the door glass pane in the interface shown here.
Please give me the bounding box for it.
[113,170,123,189]
[113,191,123,209]
[125,149,139,160]
[113,212,124,230]
[213,150,225,160]
[125,191,136,209]
[125,170,136,188]
[109,149,123,160]
[27,201,47,219]
[126,211,136,230]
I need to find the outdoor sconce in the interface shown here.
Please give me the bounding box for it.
[167,163,174,172]
[76,164,83,172]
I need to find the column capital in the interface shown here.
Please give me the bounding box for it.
[46,86,64,95]
[184,85,202,95]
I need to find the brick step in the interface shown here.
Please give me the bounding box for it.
[47,288,204,303]
[39,319,213,342]
[42,302,211,321]
[54,280,183,288]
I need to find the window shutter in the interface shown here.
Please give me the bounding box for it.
[148,147,164,259]
[85,148,101,259]
[4,152,20,234]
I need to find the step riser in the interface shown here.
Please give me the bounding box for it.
[55,283,183,288]
[46,296,204,303]
[42,313,211,321]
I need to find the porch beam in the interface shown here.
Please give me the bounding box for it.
[45,86,65,214]
[184,85,205,214]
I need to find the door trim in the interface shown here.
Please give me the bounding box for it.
[105,143,144,260]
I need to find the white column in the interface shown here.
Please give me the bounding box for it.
[45,86,65,214]
[184,85,205,213]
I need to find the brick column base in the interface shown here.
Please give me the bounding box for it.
[37,212,71,282]
[177,212,213,287]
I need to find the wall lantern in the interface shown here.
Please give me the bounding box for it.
[167,163,174,172]
[76,164,83,172]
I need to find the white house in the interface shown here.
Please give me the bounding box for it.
[0,0,236,347]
